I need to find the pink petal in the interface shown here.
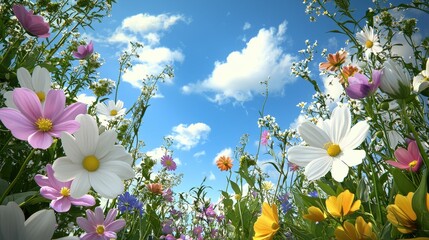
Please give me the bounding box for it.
[104,209,118,225]
[27,17,50,38]
[85,209,97,226]
[408,141,421,160]
[28,131,53,149]
[104,231,117,238]
[13,88,42,122]
[81,233,100,240]
[76,217,95,233]
[69,195,95,207]
[94,207,105,225]
[12,5,29,27]
[386,160,409,169]
[51,120,80,137]
[40,186,61,200]
[394,148,413,164]
[0,108,35,140]
[55,102,87,123]
[51,198,71,212]
[105,219,125,233]
[87,41,94,53]
[34,174,50,188]
[45,164,68,190]
[43,90,66,121]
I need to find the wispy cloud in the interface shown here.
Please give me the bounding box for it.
[182,21,297,104]
[243,22,251,30]
[168,123,211,151]
[208,171,216,181]
[193,150,206,158]
[212,148,232,165]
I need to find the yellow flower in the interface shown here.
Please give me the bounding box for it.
[303,206,326,222]
[253,202,279,240]
[334,216,377,240]
[386,192,417,234]
[326,190,361,218]
[262,181,274,191]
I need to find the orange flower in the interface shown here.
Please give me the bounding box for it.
[319,50,347,72]
[338,64,360,85]
[216,156,233,171]
[147,183,163,195]
[326,190,361,218]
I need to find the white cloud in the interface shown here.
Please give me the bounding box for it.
[122,13,187,33]
[323,75,344,103]
[76,93,96,106]
[182,21,297,104]
[169,123,211,151]
[289,114,307,130]
[193,150,206,158]
[145,147,166,162]
[212,148,232,165]
[208,171,216,181]
[243,22,251,30]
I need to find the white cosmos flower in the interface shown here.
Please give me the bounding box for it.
[5,66,51,108]
[52,114,135,199]
[356,25,383,59]
[380,59,412,99]
[96,100,126,120]
[413,58,429,93]
[287,105,369,182]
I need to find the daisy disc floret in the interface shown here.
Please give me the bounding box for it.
[52,114,135,199]
[287,105,369,182]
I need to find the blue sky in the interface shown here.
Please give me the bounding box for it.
[76,0,427,200]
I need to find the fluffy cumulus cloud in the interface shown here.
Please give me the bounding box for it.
[212,148,232,165]
[169,123,211,151]
[182,21,297,104]
[107,13,188,88]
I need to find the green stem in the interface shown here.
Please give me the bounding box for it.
[0,149,35,204]
[367,152,384,225]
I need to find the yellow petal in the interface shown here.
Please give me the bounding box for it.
[326,196,341,217]
[334,226,351,240]
[303,206,326,222]
[340,190,354,215]
[350,200,361,213]
[343,221,360,240]
[396,193,416,221]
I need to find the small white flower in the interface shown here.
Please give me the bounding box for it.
[52,114,134,199]
[413,58,429,93]
[287,105,369,182]
[356,25,383,59]
[96,100,126,120]
[380,59,412,99]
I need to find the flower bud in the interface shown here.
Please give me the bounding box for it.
[379,59,412,99]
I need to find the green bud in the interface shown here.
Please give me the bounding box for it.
[378,102,390,111]
[376,131,384,138]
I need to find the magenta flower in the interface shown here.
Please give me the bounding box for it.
[77,207,126,240]
[386,141,423,172]
[345,70,382,99]
[0,88,87,149]
[13,5,50,38]
[34,164,95,212]
[261,130,270,146]
[73,41,94,59]
[161,155,177,171]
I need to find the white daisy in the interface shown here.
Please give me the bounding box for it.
[4,66,51,108]
[52,114,134,199]
[96,100,126,120]
[356,25,383,59]
[287,105,369,182]
[413,58,429,93]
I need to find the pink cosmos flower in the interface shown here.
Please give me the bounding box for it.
[0,88,87,149]
[13,5,50,38]
[261,130,270,146]
[161,155,177,171]
[386,141,423,172]
[345,70,382,99]
[34,164,95,212]
[77,207,126,240]
[73,41,94,59]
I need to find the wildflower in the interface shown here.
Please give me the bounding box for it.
[303,206,327,222]
[13,5,50,38]
[73,41,94,59]
[288,162,299,172]
[386,140,423,172]
[261,130,270,146]
[413,58,429,94]
[4,66,51,108]
[162,219,174,235]
[147,183,163,195]
[253,202,279,240]
[216,156,233,171]
[334,216,377,240]
[262,181,274,191]
[308,191,319,198]
[77,207,125,239]
[287,105,369,182]
[161,155,177,171]
[319,50,347,71]
[52,114,135,199]
[193,225,203,238]
[339,64,360,85]
[34,164,95,212]
[386,192,417,234]
[356,25,383,59]
[162,188,173,202]
[96,100,126,120]
[117,192,144,216]
[204,204,217,218]
[345,70,382,99]
[326,190,361,218]
[278,193,293,213]
[379,59,412,99]
[0,88,86,149]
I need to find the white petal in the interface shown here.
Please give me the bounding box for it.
[304,156,333,181]
[340,121,369,150]
[89,170,124,199]
[95,130,117,160]
[331,160,350,182]
[17,67,32,89]
[102,145,132,165]
[32,66,51,93]
[75,114,99,156]
[100,161,135,180]
[116,100,124,109]
[96,102,109,116]
[70,172,91,198]
[24,209,56,240]
[340,149,365,167]
[0,202,25,240]
[298,122,330,148]
[287,146,327,167]
[52,157,84,182]
[61,132,84,164]
[329,106,351,143]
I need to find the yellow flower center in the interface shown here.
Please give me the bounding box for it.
[365,40,374,48]
[36,91,46,102]
[35,118,53,132]
[326,144,341,157]
[110,109,118,116]
[82,155,100,172]
[409,160,418,168]
[96,225,105,235]
[271,222,279,230]
[60,187,70,197]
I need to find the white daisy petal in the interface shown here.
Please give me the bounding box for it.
[329,106,350,143]
[288,146,327,167]
[341,149,366,167]
[75,114,99,155]
[17,67,32,89]
[32,66,51,93]
[61,132,84,164]
[100,161,134,180]
[304,156,333,181]
[70,172,91,198]
[340,121,369,150]
[95,130,117,160]
[89,170,124,199]
[331,160,349,182]
[52,157,84,181]
[102,145,133,164]
[298,122,331,148]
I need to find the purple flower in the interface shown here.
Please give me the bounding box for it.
[161,155,177,171]
[162,219,174,234]
[34,164,95,212]
[345,70,382,99]
[13,5,50,38]
[204,204,216,218]
[278,193,293,213]
[118,192,144,216]
[162,188,174,202]
[261,130,270,146]
[308,191,319,198]
[193,226,203,237]
[0,88,86,149]
[73,41,94,59]
[77,207,126,240]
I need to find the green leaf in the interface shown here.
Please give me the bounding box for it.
[229,180,241,195]
[0,179,9,194]
[316,180,336,196]
[390,168,416,194]
[2,191,37,205]
[412,169,429,232]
